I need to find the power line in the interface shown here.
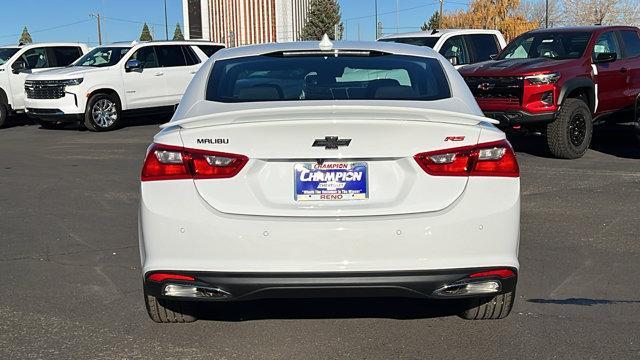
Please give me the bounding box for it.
[0,19,92,40]
[102,16,165,27]
[344,2,438,22]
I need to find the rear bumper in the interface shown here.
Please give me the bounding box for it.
[139,177,520,274]
[144,268,518,301]
[483,110,556,128]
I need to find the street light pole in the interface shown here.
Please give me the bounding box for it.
[164,0,169,40]
[439,0,444,29]
[374,0,378,39]
[545,0,549,28]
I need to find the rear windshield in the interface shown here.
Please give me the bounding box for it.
[379,37,439,48]
[206,54,451,102]
[498,31,591,60]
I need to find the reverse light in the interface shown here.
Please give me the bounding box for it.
[141,143,248,181]
[414,140,519,177]
[524,73,560,85]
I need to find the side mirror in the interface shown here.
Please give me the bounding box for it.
[446,56,459,66]
[11,60,27,74]
[125,59,143,72]
[593,52,617,63]
[489,54,498,60]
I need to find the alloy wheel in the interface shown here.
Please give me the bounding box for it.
[92,99,117,128]
[568,113,587,147]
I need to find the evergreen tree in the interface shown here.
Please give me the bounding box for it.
[300,0,342,40]
[139,22,153,41]
[421,12,440,31]
[172,23,185,40]
[19,26,33,44]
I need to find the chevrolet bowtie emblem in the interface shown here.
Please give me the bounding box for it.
[312,136,351,150]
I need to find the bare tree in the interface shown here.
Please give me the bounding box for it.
[520,0,560,27]
[560,0,640,26]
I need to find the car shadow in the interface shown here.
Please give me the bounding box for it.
[188,297,466,322]
[1,114,38,128]
[527,298,640,306]
[507,123,640,160]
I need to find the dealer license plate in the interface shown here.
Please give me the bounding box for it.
[294,162,368,201]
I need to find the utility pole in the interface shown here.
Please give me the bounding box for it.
[545,0,549,28]
[439,0,444,29]
[396,0,399,33]
[90,13,102,45]
[374,0,378,39]
[357,23,361,41]
[164,0,169,40]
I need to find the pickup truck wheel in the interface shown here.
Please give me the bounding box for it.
[0,104,8,128]
[546,98,592,159]
[84,94,121,132]
[144,294,197,323]
[459,290,515,320]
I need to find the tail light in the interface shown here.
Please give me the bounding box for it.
[414,139,519,177]
[148,273,196,282]
[468,269,516,279]
[141,143,248,181]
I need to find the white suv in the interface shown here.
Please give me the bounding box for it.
[379,29,507,68]
[24,41,224,131]
[0,43,88,127]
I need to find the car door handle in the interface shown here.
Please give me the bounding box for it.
[190,71,197,74]
[620,67,628,73]
[154,72,164,76]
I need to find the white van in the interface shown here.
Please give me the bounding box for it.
[378,29,507,68]
[0,43,88,127]
[24,41,224,131]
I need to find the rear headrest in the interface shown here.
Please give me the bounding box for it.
[373,85,418,99]
[235,84,284,100]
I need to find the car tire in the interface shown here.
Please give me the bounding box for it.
[0,104,8,128]
[144,294,197,323]
[546,98,593,159]
[84,93,121,132]
[459,290,515,320]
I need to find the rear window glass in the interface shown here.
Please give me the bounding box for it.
[206,54,451,102]
[379,37,439,48]
[620,30,640,58]
[197,45,225,57]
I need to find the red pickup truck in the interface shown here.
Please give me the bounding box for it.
[459,26,640,159]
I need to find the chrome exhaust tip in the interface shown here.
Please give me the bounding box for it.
[162,283,231,299]
[432,280,501,297]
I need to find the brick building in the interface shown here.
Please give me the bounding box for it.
[182,0,310,46]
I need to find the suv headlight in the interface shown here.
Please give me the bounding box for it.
[61,78,83,86]
[524,73,560,85]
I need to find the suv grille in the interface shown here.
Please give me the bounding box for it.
[25,80,66,99]
[463,76,524,104]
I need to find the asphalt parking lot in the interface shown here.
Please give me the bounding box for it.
[1,118,639,359]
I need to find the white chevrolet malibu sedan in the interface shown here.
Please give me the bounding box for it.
[138,37,520,323]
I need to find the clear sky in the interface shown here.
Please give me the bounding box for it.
[0,0,469,46]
